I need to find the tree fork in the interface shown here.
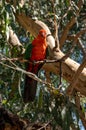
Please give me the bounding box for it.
[12,13,86,96]
[6,0,86,96]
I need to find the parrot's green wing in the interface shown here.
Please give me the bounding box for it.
[24,43,33,68]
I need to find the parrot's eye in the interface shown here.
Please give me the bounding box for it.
[39,30,46,38]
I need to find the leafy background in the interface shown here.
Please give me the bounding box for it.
[0,0,86,129]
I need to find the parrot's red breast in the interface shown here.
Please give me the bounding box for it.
[30,29,47,60]
[23,29,47,103]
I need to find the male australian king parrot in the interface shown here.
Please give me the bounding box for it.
[23,29,47,103]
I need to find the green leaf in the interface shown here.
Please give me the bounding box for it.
[38,88,43,109]
[24,43,33,60]
[6,24,9,41]
[24,43,33,68]
[2,99,7,104]
[65,0,70,7]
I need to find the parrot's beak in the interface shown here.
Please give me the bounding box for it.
[41,32,46,38]
[39,29,47,39]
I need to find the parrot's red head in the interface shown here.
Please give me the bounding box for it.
[38,29,47,39]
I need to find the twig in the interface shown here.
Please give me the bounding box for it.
[60,29,86,61]
[0,56,62,64]
[67,29,86,56]
[75,29,86,38]
[0,52,63,64]
[59,0,84,48]
[0,53,64,96]
[61,41,77,61]
[67,29,86,41]
[77,38,86,57]
[0,53,17,67]
[0,61,50,86]
[1,53,64,95]
[37,121,51,130]
[0,60,62,96]
[51,0,60,49]
[58,6,71,24]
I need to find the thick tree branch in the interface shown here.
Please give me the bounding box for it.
[6,14,86,96]
[15,13,55,52]
[43,54,86,96]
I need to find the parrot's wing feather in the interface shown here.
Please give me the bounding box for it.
[24,43,33,68]
[24,43,33,60]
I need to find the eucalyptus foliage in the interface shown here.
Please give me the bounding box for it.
[0,0,86,130]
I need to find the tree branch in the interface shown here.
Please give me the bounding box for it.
[59,0,84,48]
[0,54,64,97]
[67,29,86,56]
[66,58,86,95]
[8,28,22,47]
[75,93,86,129]
[78,38,86,57]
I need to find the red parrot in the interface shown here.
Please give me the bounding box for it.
[23,29,47,103]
